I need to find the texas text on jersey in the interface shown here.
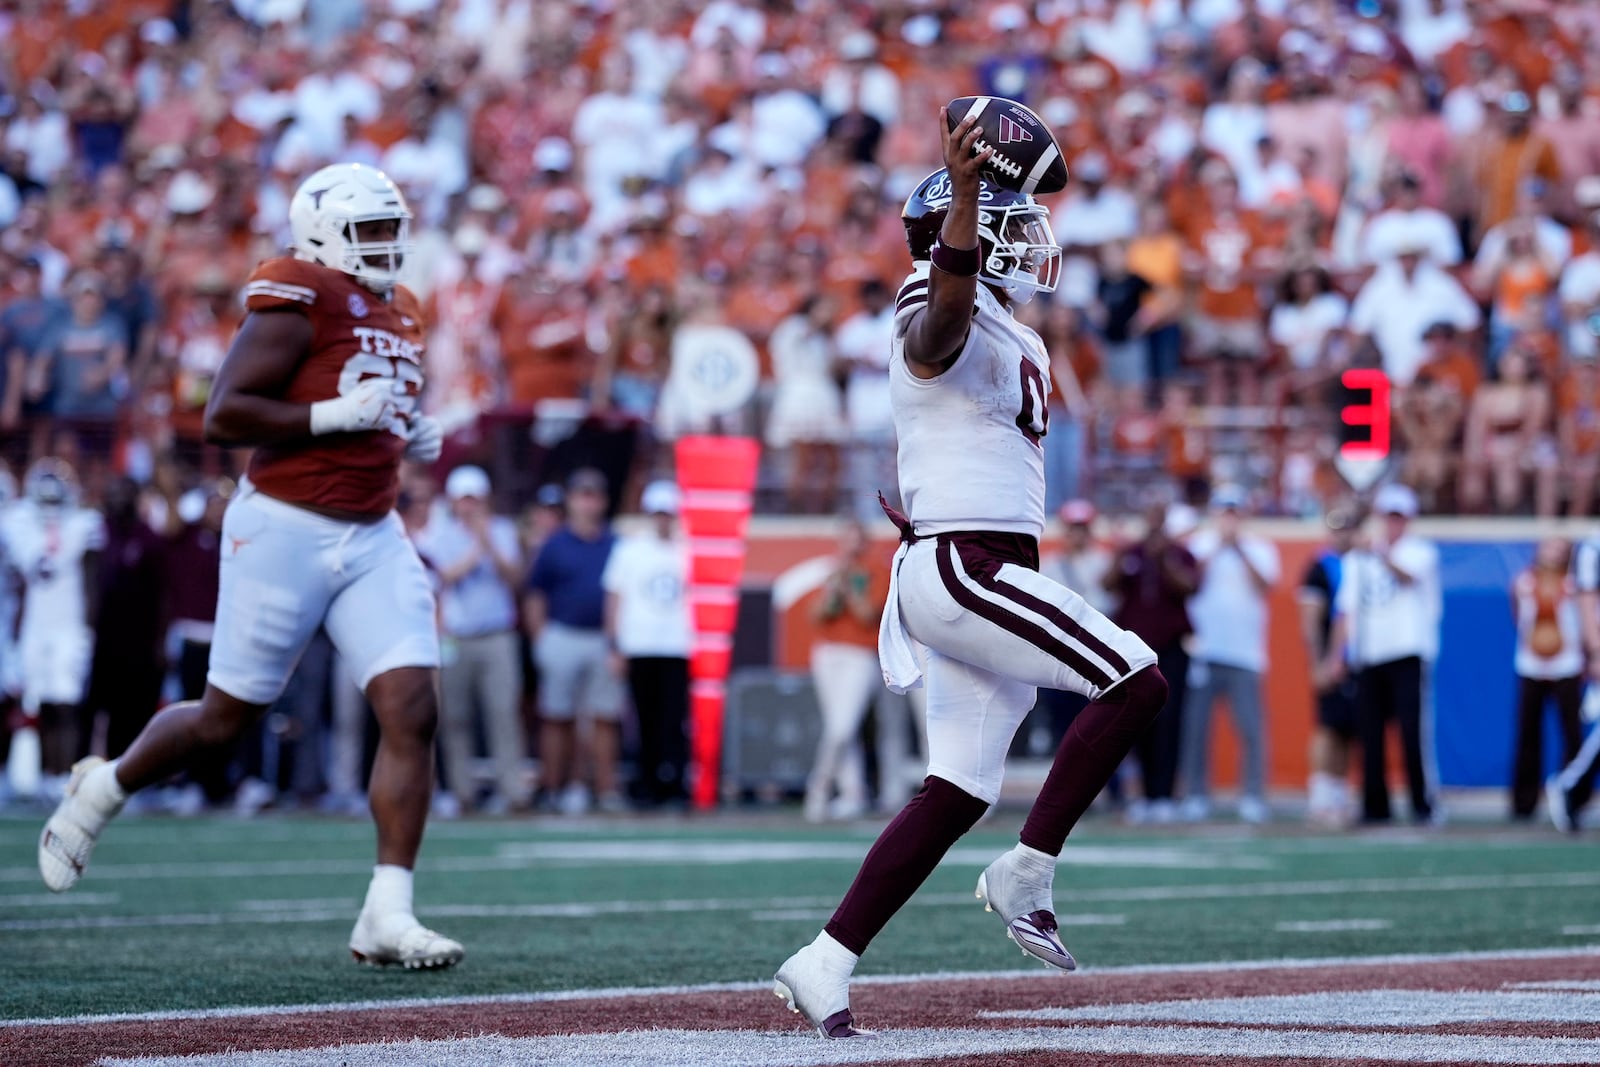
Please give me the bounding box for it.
[242,257,426,519]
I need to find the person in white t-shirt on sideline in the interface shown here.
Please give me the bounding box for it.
[1508,537,1585,822]
[1177,485,1280,824]
[602,480,692,808]
[415,466,528,815]
[1322,483,1442,825]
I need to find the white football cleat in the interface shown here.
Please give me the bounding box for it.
[773,946,875,1039]
[349,911,465,970]
[1547,777,1576,834]
[39,757,122,892]
[976,850,1077,971]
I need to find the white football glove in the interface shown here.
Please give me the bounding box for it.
[309,378,411,436]
[404,414,444,463]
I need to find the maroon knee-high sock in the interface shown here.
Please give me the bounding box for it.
[1021,665,1168,856]
[823,776,989,956]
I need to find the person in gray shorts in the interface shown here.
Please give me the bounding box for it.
[523,468,624,814]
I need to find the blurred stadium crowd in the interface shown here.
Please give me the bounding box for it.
[5,0,1600,519]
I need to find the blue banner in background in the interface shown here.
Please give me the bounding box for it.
[1432,540,1567,788]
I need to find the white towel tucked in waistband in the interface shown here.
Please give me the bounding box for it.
[877,541,924,693]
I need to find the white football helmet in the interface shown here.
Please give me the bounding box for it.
[288,163,413,293]
[902,169,1061,303]
[23,458,78,511]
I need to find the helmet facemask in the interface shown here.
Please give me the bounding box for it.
[336,214,413,293]
[978,201,1060,303]
[289,164,415,294]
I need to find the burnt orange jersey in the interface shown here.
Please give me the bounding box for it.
[241,257,426,519]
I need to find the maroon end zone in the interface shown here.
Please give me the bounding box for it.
[7,950,1600,1067]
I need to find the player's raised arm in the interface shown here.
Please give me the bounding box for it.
[204,308,403,446]
[902,108,992,374]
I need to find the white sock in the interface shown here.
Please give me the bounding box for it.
[364,865,414,918]
[78,760,127,831]
[1013,843,1057,878]
[1307,772,1332,812]
[809,930,859,977]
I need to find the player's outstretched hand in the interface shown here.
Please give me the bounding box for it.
[405,413,444,463]
[309,377,410,436]
[940,105,992,198]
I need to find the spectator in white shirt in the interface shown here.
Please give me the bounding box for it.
[572,55,668,219]
[1348,231,1480,386]
[1268,262,1349,389]
[1178,485,1280,823]
[682,144,768,220]
[690,0,766,50]
[1201,60,1269,195]
[1361,170,1461,268]
[414,466,529,815]
[1323,484,1441,824]
[1558,211,1600,359]
[1399,0,1472,66]
[602,481,692,808]
[820,32,900,130]
[834,279,898,521]
[745,53,826,170]
[5,93,72,186]
[1053,151,1138,308]
[1474,182,1571,277]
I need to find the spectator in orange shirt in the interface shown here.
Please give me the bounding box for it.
[1473,215,1562,366]
[1127,201,1186,394]
[803,519,891,822]
[1183,160,1278,406]
[1399,322,1475,514]
[1160,381,1211,505]
[1466,91,1561,239]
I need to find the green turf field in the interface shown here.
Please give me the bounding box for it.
[3,811,1598,1022]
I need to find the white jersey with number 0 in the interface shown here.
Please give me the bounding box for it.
[890,262,1050,540]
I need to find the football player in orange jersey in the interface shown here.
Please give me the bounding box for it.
[39,164,462,969]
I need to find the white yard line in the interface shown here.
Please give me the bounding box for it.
[6,870,1600,933]
[1275,919,1393,933]
[7,944,1600,1030]
[0,891,118,907]
[97,1025,1600,1067]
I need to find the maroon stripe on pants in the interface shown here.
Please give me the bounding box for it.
[935,539,1115,692]
[978,570,1132,679]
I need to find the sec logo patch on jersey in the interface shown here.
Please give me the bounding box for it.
[347,293,369,318]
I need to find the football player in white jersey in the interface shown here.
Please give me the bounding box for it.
[2,460,102,796]
[774,110,1170,1038]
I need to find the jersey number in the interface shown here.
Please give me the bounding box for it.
[1015,358,1049,444]
[338,353,422,437]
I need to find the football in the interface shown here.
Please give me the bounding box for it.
[945,96,1070,196]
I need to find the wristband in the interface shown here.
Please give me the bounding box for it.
[930,238,981,277]
[308,397,347,436]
